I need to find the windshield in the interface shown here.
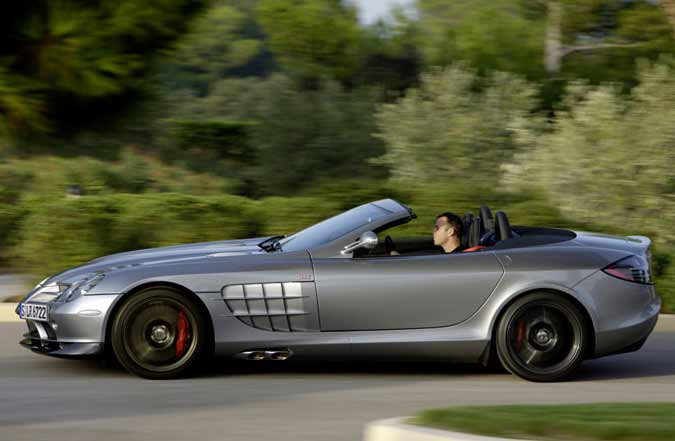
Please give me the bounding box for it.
[279,203,392,252]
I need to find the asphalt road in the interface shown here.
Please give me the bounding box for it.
[1,323,674,441]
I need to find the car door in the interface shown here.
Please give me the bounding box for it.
[312,251,504,331]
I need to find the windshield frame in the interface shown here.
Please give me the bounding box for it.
[278,201,405,253]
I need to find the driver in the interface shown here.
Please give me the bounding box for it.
[390,212,464,255]
[432,212,464,253]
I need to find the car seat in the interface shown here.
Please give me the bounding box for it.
[480,206,494,232]
[461,213,474,249]
[463,217,488,252]
[494,211,514,240]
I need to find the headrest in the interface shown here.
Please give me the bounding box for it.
[495,211,513,241]
[480,206,494,232]
[461,213,474,248]
[468,217,483,248]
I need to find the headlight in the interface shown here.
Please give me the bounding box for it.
[60,273,105,302]
[28,282,67,303]
[27,273,106,303]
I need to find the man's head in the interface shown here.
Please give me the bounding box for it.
[433,212,463,252]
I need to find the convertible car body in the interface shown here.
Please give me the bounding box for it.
[17,199,660,381]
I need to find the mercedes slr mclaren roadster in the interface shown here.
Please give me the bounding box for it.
[17,199,660,381]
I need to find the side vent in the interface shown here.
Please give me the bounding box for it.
[222,282,316,332]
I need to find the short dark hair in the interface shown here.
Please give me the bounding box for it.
[436,212,463,237]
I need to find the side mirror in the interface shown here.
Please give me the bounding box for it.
[341,231,379,255]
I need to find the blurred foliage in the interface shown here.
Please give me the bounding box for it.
[0,0,205,139]
[374,65,539,187]
[0,150,235,200]
[256,0,364,82]
[14,193,258,276]
[416,0,546,80]
[158,0,267,94]
[163,74,386,195]
[416,0,675,107]
[504,58,675,246]
[358,7,423,92]
[559,0,675,86]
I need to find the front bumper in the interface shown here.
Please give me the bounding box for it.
[17,294,120,358]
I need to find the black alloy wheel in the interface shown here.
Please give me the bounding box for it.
[495,292,588,382]
[111,287,210,379]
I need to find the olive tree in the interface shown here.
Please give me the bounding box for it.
[503,59,675,244]
[374,65,538,187]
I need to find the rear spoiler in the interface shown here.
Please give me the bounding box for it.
[625,235,651,249]
[626,235,652,262]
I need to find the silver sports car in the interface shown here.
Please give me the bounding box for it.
[16,199,660,381]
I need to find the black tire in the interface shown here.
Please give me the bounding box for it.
[111,287,210,379]
[495,292,587,382]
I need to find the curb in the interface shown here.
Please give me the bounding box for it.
[0,303,20,322]
[364,417,530,441]
[656,314,675,332]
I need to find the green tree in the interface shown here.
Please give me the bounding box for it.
[544,0,674,81]
[256,0,365,81]
[248,75,385,194]
[374,65,538,187]
[416,0,547,80]
[164,74,385,195]
[0,0,205,140]
[160,0,268,94]
[503,58,675,245]
[415,0,674,86]
[358,6,423,92]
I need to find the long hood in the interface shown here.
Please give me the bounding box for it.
[48,237,270,283]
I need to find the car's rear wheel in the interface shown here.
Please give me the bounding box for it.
[495,292,587,382]
[111,287,209,379]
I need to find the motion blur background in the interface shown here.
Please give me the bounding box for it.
[0,0,673,310]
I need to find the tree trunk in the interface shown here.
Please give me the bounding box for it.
[544,1,563,73]
[662,0,675,36]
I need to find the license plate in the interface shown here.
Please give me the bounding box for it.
[19,303,49,322]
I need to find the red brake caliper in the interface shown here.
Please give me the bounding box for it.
[515,319,525,351]
[176,310,190,359]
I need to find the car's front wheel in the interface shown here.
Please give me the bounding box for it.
[111,287,210,379]
[495,292,588,382]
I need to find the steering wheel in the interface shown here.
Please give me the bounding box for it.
[384,235,397,255]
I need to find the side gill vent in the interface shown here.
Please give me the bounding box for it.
[222,282,311,332]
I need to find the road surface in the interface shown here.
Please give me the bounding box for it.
[1,322,674,441]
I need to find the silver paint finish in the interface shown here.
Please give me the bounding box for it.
[15,199,661,368]
[312,252,503,330]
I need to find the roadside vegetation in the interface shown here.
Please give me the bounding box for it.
[0,1,673,310]
[412,403,675,440]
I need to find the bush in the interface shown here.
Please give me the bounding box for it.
[163,74,386,196]
[255,196,342,236]
[0,166,33,204]
[13,193,259,276]
[301,179,408,211]
[15,197,125,276]
[0,203,27,265]
[113,193,259,251]
[0,152,236,200]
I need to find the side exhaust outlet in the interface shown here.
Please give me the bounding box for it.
[238,349,293,361]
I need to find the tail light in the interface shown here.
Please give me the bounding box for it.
[602,255,653,284]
